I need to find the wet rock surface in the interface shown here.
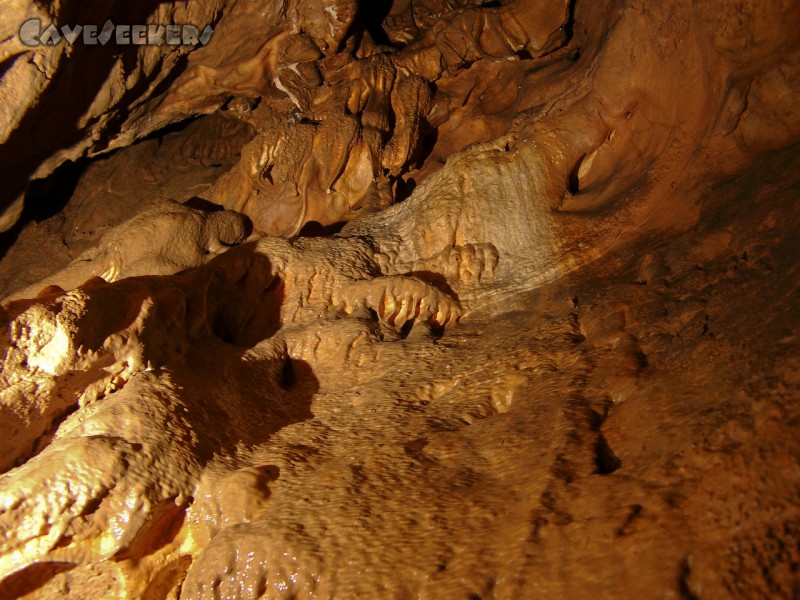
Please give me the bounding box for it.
[0,0,799,598]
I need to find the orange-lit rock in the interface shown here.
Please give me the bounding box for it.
[0,0,799,598]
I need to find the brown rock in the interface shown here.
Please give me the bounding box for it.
[0,0,799,597]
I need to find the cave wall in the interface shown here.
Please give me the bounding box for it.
[0,0,799,598]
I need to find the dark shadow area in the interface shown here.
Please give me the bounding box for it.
[0,0,214,232]
[22,158,88,222]
[181,345,318,464]
[115,497,187,561]
[406,270,459,300]
[399,319,415,339]
[203,246,285,346]
[357,0,394,47]
[393,176,417,203]
[0,562,74,599]
[183,196,225,212]
[564,0,578,44]
[297,220,347,237]
[279,356,297,389]
[678,557,701,600]
[99,54,197,154]
[141,556,193,600]
[337,0,394,53]
[0,157,88,260]
[412,115,439,169]
[594,433,621,475]
[567,153,583,195]
[170,248,319,453]
[0,52,24,79]
[139,113,200,146]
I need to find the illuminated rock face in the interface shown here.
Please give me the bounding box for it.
[1,0,800,598]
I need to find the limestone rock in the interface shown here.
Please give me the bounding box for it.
[0,0,799,598]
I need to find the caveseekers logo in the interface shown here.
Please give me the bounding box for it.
[19,19,214,47]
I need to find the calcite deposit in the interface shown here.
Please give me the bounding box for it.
[0,0,799,598]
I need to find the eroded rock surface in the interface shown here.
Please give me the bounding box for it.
[0,0,799,598]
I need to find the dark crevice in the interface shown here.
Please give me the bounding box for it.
[140,113,200,145]
[296,220,347,237]
[588,397,613,430]
[429,323,445,339]
[594,433,621,474]
[412,114,438,170]
[279,357,296,389]
[0,52,24,79]
[183,197,225,212]
[358,0,394,47]
[678,558,700,600]
[334,2,376,54]
[567,154,584,195]
[399,319,415,339]
[563,0,577,44]
[262,164,274,185]
[393,176,418,204]
[78,492,108,518]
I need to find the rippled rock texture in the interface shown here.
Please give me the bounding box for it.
[1,0,799,598]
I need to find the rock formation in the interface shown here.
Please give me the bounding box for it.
[0,0,799,598]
